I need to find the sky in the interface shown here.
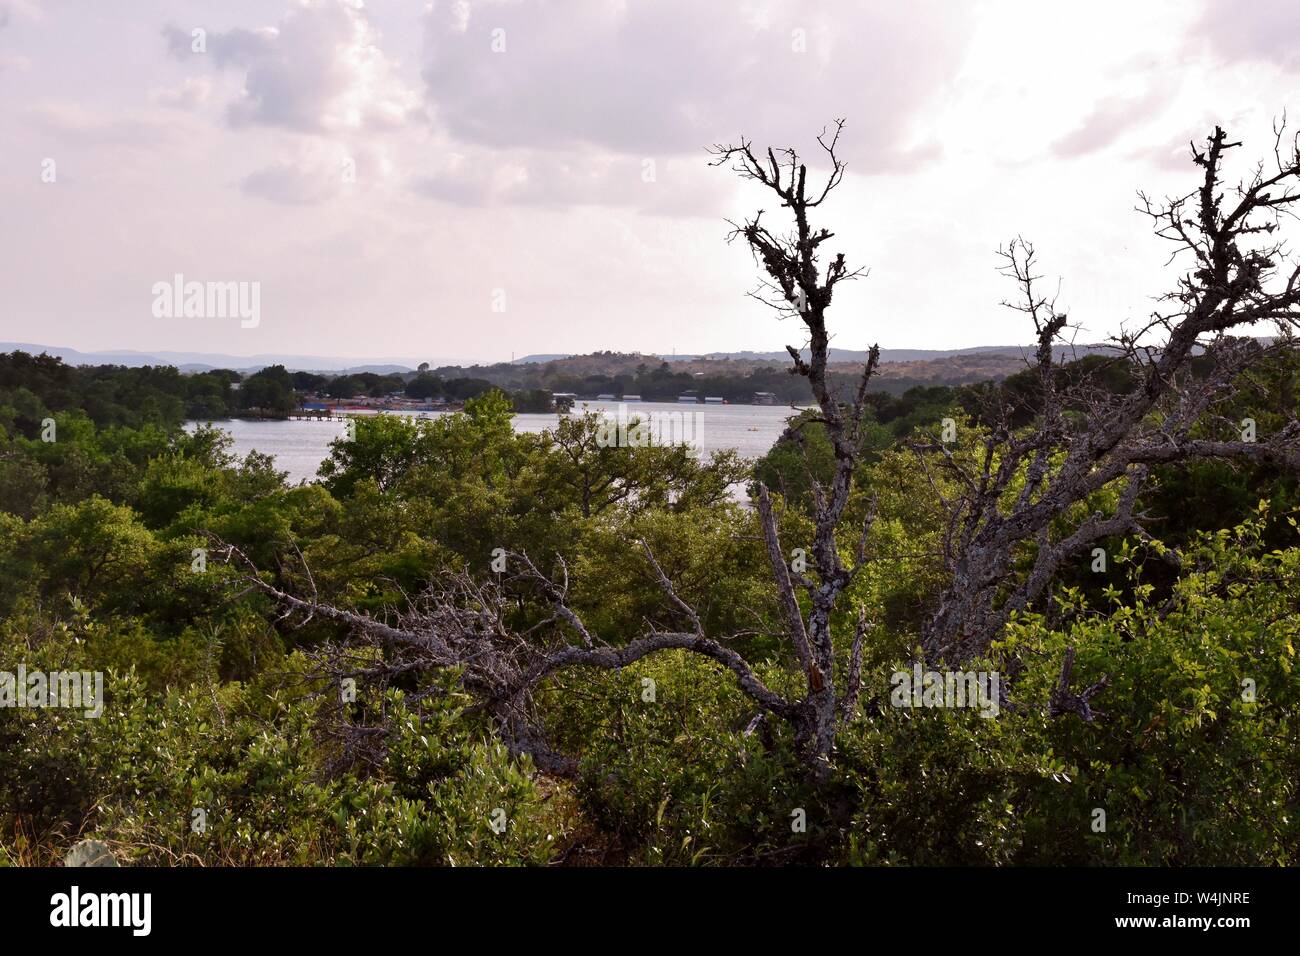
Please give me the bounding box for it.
[2,0,1299,364]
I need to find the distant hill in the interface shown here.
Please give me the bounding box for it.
[6,341,1124,381]
[0,343,443,375]
[511,353,571,364]
[438,349,1057,398]
[692,344,1128,363]
[516,344,1123,366]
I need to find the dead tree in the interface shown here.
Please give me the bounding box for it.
[706,118,880,770]
[225,122,879,778]
[916,124,1300,667]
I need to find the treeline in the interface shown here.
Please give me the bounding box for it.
[1,350,1027,435]
[0,351,236,428]
[429,358,955,402]
[1,350,1018,437]
[0,351,304,424]
[314,361,968,406]
[0,352,554,424]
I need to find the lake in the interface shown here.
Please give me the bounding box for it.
[187,401,801,484]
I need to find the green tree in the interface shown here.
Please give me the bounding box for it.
[237,365,296,416]
[405,374,443,400]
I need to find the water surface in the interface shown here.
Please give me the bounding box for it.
[188,401,800,484]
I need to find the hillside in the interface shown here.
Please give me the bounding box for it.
[464,345,1137,394]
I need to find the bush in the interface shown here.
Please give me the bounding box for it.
[0,632,571,866]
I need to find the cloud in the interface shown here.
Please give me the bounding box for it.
[1141,134,1199,172]
[411,147,721,217]
[1193,0,1300,70]
[0,0,46,31]
[1051,86,1176,158]
[23,103,178,147]
[410,149,511,206]
[240,142,391,205]
[1130,114,1219,171]
[0,0,43,27]
[163,24,279,68]
[156,0,965,216]
[0,0,42,28]
[151,77,212,110]
[164,1,418,134]
[419,0,971,172]
[241,161,341,205]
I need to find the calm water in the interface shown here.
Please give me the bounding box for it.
[187,401,800,485]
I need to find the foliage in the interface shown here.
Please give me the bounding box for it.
[1,350,1297,867]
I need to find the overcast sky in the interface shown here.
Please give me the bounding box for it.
[3,0,1298,363]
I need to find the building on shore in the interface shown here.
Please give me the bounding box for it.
[753,391,777,405]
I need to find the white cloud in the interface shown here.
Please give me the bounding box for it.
[0,0,43,26]
[166,1,418,134]
[419,0,971,170]
[411,144,722,217]
[1194,0,1300,70]
[24,102,179,147]
[240,140,391,205]
[151,76,212,110]
[1052,85,1179,159]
